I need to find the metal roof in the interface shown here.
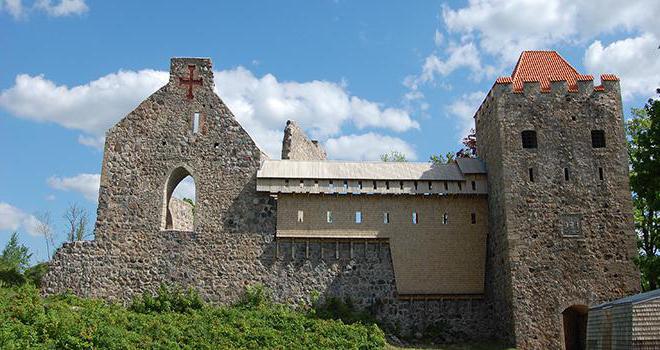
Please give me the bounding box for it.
[257,158,486,181]
[590,289,660,310]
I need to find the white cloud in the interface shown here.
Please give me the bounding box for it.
[35,0,87,16]
[172,176,195,201]
[584,33,660,100]
[446,91,486,144]
[0,66,417,158]
[47,173,100,201]
[324,133,417,161]
[434,30,444,47]
[2,0,88,18]
[0,202,42,236]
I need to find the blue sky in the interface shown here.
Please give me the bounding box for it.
[1,0,658,262]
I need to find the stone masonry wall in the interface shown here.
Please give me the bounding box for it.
[280,120,327,160]
[477,79,640,349]
[169,197,194,231]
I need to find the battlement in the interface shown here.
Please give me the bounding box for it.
[493,73,619,96]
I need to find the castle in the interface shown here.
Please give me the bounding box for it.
[43,51,640,349]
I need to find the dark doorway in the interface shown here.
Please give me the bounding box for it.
[563,305,588,350]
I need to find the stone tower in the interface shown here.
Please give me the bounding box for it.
[475,51,640,349]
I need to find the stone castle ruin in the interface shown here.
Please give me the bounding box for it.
[44,52,640,349]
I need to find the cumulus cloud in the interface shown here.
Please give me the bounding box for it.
[446,91,486,144]
[2,0,88,18]
[47,173,100,201]
[0,202,42,236]
[0,66,417,158]
[324,133,417,161]
[35,0,87,16]
[584,33,660,100]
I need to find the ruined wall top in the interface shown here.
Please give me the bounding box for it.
[281,120,327,160]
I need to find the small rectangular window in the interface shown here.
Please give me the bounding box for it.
[297,210,304,223]
[358,181,363,190]
[412,211,418,224]
[428,181,433,191]
[471,181,476,191]
[399,181,404,190]
[300,180,304,187]
[386,181,390,190]
[443,212,448,225]
[591,130,606,148]
[193,112,200,134]
[329,180,334,191]
[598,167,604,181]
[414,181,418,191]
[521,130,537,149]
[343,180,348,191]
[444,181,448,191]
[355,211,362,223]
[326,211,333,223]
[383,212,390,224]
[373,181,377,190]
[458,182,462,191]
[564,168,570,181]
[471,212,476,224]
[529,168,535,182]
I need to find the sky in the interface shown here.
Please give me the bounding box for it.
[1,0,659,262]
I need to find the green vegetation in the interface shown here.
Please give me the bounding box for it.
[380,151,408,162]
[0,283,386,349]
[628,95,660,291]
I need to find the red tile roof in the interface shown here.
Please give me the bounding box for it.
[496,51,616,93]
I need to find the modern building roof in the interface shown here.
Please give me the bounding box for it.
[591,289,660,310]
[257,158,485,181]
[496,51,617,93]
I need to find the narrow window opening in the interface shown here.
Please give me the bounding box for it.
[399,181,404,190]
[444,181,448,191]
[358,181,363,190]
[300,180,304,187]
[386,181,390,190]
[458,182,462,191]
[591,130,606,148]
[192,112,200,134]
[564,168,570,181]
[598,167,604,181]
[471,212,476,224]
[284,179,289,186]
[529,168,535,182]
[213,142,219,149]
[355,211,362,224]
[428,181,433,191]
[384,212,390,224]
[314,180,319,186]
[471,181,476,191]
[443,212,448,225]
[414,181,418,191]
[326,211,333,223]
[343,180,348,191]
[297,210,304,223]
[164,170,196,231]
[521,130,538,149]
[373,181,377,190]
[329,180,334,191]
[412,211,418,224]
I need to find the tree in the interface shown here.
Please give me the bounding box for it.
[429,152,455,166]
[63,202,90,242]
[627,96,660,291]
[380,151,407,162]
[34,211,55,259]
[0,232,32,272]
[456,129,477,159]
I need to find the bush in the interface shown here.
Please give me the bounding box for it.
[24,262,49,287]
[312,296,377,325]
[129,284,204,314]
[238,283,272,308]
[0,284,385,349]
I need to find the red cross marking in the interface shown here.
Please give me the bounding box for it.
[179,65,203,99]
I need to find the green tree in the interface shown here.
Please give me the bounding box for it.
[0,232,32,272]
[429,152,455,166]
[627,97,660,291]
[379,150,407,162]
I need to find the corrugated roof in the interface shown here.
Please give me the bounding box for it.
[495,51,616,93]
[591,289,660,310]
[257,159,485,181]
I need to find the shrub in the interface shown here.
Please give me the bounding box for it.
[239,283,272,308]
[24,262,49,287]
[312,296,377,325]
[129,284,204,314]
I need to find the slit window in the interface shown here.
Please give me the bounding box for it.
[564,168,570,181]
[414,181,418,191]
[297,210,304,223]
[458,182,462,191]
[329,180,334,191]
[471,212,476,224]
[443,212,448,225]
[193,112,200,134]
[444,181,448,191]
[386,181,390,190]
[399,181,404,190]
[528,168,535,182]
[521,130,537,149]
[383,212,390,224]
[412,211,418,224]
[373,181,377,190]
[326,211,333,223]
[591,130,606,148]
[343,180,348,191]
[355,211,362,224]
[358,181,363,190]
[428,181,433,191]
[471,181,476,191]
[598,167,604,181]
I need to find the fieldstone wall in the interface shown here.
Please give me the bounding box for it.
[169,197,194,231]
[280,120,327,160]
[476,79,640,349]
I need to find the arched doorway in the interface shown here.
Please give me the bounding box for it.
[162,166,196,231]
[563,304,588,350]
